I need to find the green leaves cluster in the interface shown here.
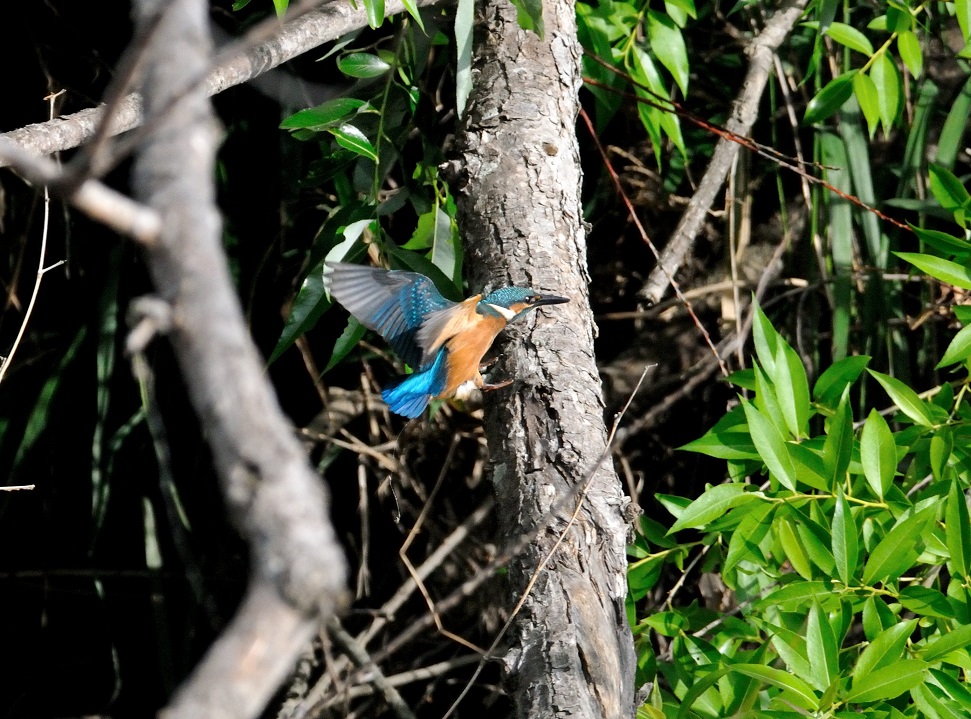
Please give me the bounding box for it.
[803,0,971,138]
[630,299,971,718]
[577,0,695,163]
[270,16,464,368]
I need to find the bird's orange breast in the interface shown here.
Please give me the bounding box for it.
[426,298,506,398]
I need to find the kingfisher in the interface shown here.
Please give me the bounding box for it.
[323,261,569,418]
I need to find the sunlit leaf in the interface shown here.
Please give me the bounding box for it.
[947,477,971,578]
[870,53,900,134]
[328,124,378,161]
[646,10,689,95]
[845,659,927,702]
[896,252,971,291]
[742,399,799,490]
[853,619,917,683]
[897,31,923,78]
[337,52,391,78]
[668,483,762,532]
[862,506,937,584]
[832,486,859,584]
[868,369,938,426]
[825,21,874,55]
[805,72,855,124]
[859,409,897,498]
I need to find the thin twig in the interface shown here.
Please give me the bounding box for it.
[326,617,418,719]
[579,105,729,377]
[0,91,65,385]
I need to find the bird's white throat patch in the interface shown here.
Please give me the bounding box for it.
[486,303,517,321]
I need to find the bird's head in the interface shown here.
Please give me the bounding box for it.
[479,287,569,322]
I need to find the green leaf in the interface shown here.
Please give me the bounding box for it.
[753,581,833,611]
[897,31,923,78]
[455,0,473,117]
[268,261,331,364]
[807,601,839,687]
[337,52,391,78]
[509,0,544,37]
[730,664,819,711]
[640,610,689,636]
[751,301,779,375]
[899,586,955,619]
[328,124,378,161]
[845,660,927,702]
[947,477,971,578]
[668,483,762,532]
[921,623,971,662]
[646,11,689,95]
[912,225,971,256]
[324,317,368,373]
[897,252,971,290]
[832,486,859,585]
[859,409,897,499]
[742,399,799,490]
[775,339,811,439]
[822,387,853,485]
[363,0,384,27]
[778,518,814,580]
[280,98,367,130]
[929,163,971,213]
[853,71,880,137]
[862,595,896,640]
[853,619,918,683]
[825,21,874,55]
[805,72,855,125]
[813,355,870,407]
[958,0,971,42]
[862,505,937,584]
[870,53,900,134]
[936,77,971,170]
[724,502,774,575]
[679,408,759,460]
[868,369,938,426]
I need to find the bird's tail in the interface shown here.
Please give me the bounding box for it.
[381,349,448,418]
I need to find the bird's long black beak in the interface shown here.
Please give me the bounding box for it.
[532,294,569,307]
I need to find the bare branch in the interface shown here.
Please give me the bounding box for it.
[640,0,811,305]
[124,2,347,719]
[0,0,444,166]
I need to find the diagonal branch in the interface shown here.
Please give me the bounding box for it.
[639,0,810,305]
[0,0,443,167]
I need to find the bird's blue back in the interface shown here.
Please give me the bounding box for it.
[324,262,455,370]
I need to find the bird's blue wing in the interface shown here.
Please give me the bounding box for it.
[324,262,455,369]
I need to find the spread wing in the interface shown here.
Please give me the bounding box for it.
[324,262,455,369]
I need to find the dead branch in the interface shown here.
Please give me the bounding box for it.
[639,0,811,305]
[0,0,444,167]
[124,2,347,719]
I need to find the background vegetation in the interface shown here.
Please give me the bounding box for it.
[1,0,970,716]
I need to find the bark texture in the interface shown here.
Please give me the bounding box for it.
[451,0,636,715]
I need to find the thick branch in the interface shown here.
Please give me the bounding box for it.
[640,0,810,305]
[128,2,346,719]
[0,0,442,166]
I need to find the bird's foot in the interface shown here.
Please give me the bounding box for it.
[480,379,513,392]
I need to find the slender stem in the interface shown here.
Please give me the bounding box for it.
[0,91,64,385]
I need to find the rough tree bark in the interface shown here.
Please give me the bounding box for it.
[450,0,636,715]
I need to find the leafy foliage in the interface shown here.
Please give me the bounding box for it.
[631,295,971,716]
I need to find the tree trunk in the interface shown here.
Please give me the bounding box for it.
[451,0,636,715]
